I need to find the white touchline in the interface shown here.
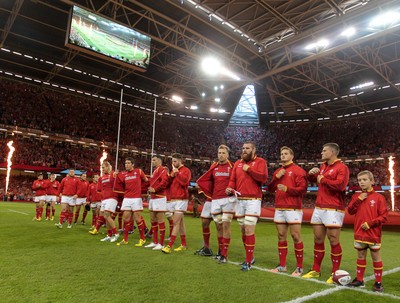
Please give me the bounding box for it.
[228,260,400,301]
[8,209,29,215]
[280,288,340,303]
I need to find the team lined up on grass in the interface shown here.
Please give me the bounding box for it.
[31,141,388,292]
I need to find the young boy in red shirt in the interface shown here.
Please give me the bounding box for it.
[347,170,388,292]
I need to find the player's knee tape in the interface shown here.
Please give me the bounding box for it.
[165,212,172,218]
[221,213,233,223]
[212,214,222,224]
[237,217,245,225]
[244,216,258,226]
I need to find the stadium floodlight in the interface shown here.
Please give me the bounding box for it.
[190,105,198,110]
[218,109,225,113]
[171,95,183,103]
[201,92,206,97]
[201,57,221,76]
[350,81,374,90]
[341,27,356,37]
[369,11,400,28]
[215,97,220,102]
[210,107,218,112]
[201,56,241,80]
[305,38,329,51]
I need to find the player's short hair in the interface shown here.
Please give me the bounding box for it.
[280,146,294,155]
[357,170,374,181]
[218,144,230,153]
[125,157,135,165]
[171,153,183,160]
[102,161,111,167]
[243,141,256,148]
[323,143,340,156]
[152,154,163,161]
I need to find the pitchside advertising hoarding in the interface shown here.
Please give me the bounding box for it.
[65,5,151,72]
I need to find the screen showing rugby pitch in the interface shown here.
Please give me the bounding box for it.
[66,6,151,72]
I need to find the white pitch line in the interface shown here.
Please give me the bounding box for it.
[280,287,341,303]
[7,209,29,215]
[228,260,400,301]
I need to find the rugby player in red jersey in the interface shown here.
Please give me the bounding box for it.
[114,158,148,246]
[347,170,388,292]
[226,141,268,271]
[96,161,120,243]
[86,174,102,228]
[302,143,350,283]
[74,173,89,224]
[45,173,60,221]
[196,145,233,262]
[32,172,48,221]
[145,155,170,250]
[55,169,78,229]
[162,153,192,254]
[268,146,307,276]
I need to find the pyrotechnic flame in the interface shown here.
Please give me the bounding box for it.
[5,140,15,194]
[100,150,108,176]
[388,156,395,211]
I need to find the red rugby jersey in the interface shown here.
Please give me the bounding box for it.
[348,190,388,244]
[308,160,349,210]
[269,162,307,209]
[77,179,89,198]
[169,165,191,200]
[115,168,147,199]
[87,182,102,202]
[59,175,79,196]
[197,161,233,200]
[97,171,118,200]
[45,179,61,196]
[228,156,268,199]
[32,179,48,196]
[150,166,169,199]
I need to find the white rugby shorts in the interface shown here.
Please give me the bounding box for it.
[235,199,261,218]
[200,201,212,219]
[274,209,303,224]
[34,195,46,203]
[211,197,236,215]
[121,197,143,212]
[149,197,167,212]
[60,195,76,206]
[310,208,344,227]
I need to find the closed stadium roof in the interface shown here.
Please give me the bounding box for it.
[1,0,400,125]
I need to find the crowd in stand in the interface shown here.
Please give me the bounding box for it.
[0,80,399,209]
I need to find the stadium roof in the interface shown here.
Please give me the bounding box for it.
[1,0,400,126]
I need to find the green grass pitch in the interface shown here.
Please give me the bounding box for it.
[1,202,399,303]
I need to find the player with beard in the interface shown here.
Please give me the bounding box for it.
[302,143,350,283]
[162,153,192,254]
[196,144,233,262]
[268,146,307,276]
[226,141,268,271]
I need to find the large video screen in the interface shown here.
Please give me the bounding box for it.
[66,6,151,72]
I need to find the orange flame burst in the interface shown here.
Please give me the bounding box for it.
[388,156,395,211]
[5,140,15,194]
[100,150,108,176]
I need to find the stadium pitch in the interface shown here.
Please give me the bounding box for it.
[1,202,399,303]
